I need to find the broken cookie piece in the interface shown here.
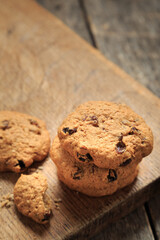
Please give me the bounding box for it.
[0,111,50,172]
[14,173,52,224]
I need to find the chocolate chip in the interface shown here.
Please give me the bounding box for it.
[73,166,83,180]
[15,160,26,170]
[116,141,126,153]
[0,120,10,130]
[107,169,117,182]
[42,212,51,222]
[119,158,132,167]
[77,153,93,162]
[129,127,139,135]
[62,127,77,135]
[29,119,40,128]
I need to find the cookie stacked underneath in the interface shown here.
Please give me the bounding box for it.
[50,101,153,197]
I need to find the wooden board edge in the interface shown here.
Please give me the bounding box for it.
[65,177,160,240]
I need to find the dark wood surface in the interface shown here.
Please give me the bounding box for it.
[0,0,159,239]
[37,1,160,240]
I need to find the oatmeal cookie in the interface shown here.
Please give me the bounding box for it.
[0,111,50,172]
[58,101,153,168]
[50,136,139,197]
[14,172,52,224]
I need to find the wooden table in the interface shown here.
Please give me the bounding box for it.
[0,0,160,239]
[36,1,160,239]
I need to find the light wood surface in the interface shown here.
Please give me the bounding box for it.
[0,0,160,239]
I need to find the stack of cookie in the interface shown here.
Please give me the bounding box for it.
[50,101,153,197]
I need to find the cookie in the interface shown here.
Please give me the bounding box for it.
[58,101,153,168]
[50,136,139,197]
[0,111,50,172]
[14,172,52,224]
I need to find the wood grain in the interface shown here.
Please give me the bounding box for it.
[84,0,160,97]
[35,1,160,239]
[37,0,92,44]
[0,0,160,239]
[91,206,154,240]
[148,193,160,239]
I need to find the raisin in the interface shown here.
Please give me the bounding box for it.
[62,127,69,133]
[119,158,132,167]
[0,120,10,130]
[73,166,83,180]
[90,115,97,121]
[129,127,139,135]
[90,165,97,174]
[118,133,123,141]
[107,169,117,182]
[29,119,40,128]
[68,128,77,135]
[82,115,88,121]
[42,212,51,222]
[29,129,41,135]
[15,160,26,170]
[62,127,77,135]
[116,141,126,153]
[141,138,146,144]
[90,115,99,127]
[77,153,93,162]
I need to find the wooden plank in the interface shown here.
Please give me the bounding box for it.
[84,0,160,97]
[147,193,160,239]
[37,0,92,44]
[91,206,154,240]
[0,0,160,239]
[34,2,158,240]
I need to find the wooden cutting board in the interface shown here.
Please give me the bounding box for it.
[0,0,160,239]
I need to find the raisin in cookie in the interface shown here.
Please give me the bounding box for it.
[58,101,153,169]
[0,111,50,172]
[14,172,52,224]
[50,136,139,197]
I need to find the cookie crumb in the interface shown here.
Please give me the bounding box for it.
[0,193,14,208]
[54,204,60,210]
[54,198,62,203]
[38,166,43,170]
[27,168,37,173]
[54,198,62,210]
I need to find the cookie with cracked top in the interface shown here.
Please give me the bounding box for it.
[50,136,139,197]
[14,172,52,224]
[0,111,50,172]
[58,101,153,169]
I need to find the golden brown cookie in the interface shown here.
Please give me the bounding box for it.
[50,136,139,197]
[0,111,50,172]
[58,101,153,168]
[14,172,52,224]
